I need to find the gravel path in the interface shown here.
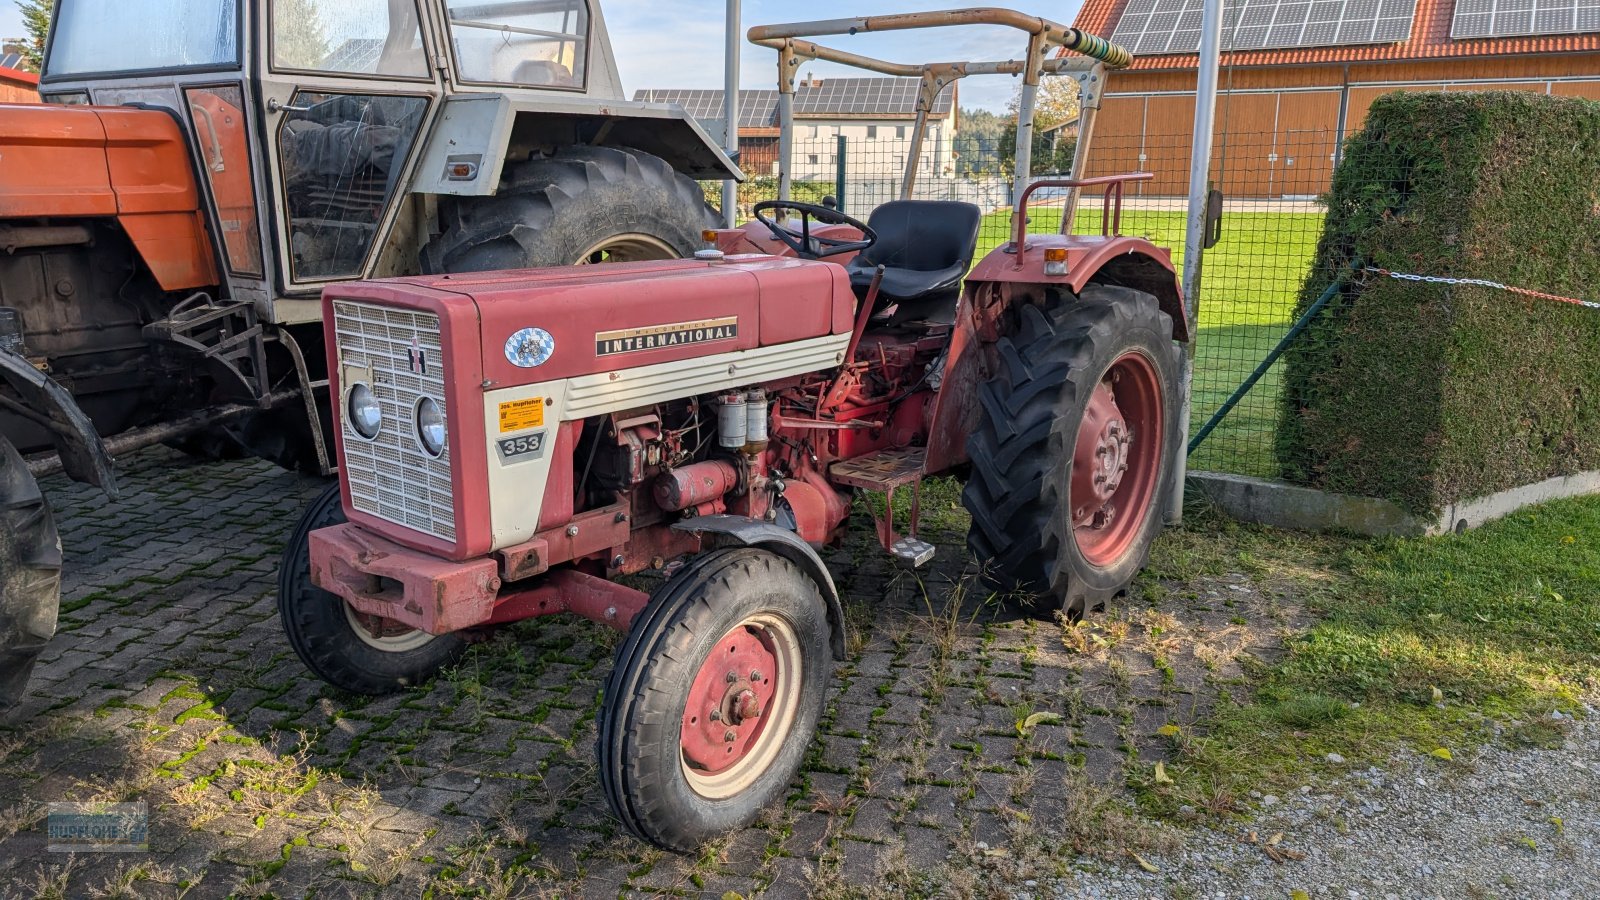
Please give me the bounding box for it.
[1038,705,1600,899]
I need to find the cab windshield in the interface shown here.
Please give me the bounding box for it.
[45,0,238,78]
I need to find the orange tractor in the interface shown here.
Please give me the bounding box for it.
[0,0,740,706]
[277,9,1188,849]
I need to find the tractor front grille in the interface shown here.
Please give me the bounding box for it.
[331,300,456,543]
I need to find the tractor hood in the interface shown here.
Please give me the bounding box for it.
[327,256,855,388]
[0,103,217,290]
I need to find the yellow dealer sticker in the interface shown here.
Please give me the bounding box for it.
[498,397,545,433]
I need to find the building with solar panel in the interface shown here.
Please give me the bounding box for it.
[635,76,958,183]
[0,49,38,104]
[1071,0,1600,198]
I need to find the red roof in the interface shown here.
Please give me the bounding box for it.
[1072,0,1600,70]
[0,65,39,86]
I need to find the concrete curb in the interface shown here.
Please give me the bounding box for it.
[1185,470,1600,537]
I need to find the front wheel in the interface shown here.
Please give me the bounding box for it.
[962,285,1181,619]
[598,548,832,851]
[277,482,466,694]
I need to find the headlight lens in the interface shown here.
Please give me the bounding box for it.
[415,397,446,458]
[347,383,382,439]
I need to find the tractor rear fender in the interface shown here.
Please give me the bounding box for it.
[410,94,742,197]
[0,348,117,496]
[966,236,1189,342]
[671,515,847,660]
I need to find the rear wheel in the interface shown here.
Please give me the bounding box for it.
[422,145,717,272]
[962,286,1181,619]
[599,548,831,851]
[277,483,466,694]
[0,434,61,709]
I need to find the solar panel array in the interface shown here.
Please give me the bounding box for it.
[1110,0,1418,54]
[0,52,25,71]
[1451,0,1600,38]
[635,78,954,130]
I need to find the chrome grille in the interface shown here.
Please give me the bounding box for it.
[332,301,455,542]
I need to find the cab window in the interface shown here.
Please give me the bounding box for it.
[270,0,429,77]
[446,0,589,88]
[46,0,238,77]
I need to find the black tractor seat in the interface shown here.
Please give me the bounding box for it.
[844,200,983,325]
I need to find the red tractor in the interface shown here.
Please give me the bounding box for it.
[279,9,1187,850]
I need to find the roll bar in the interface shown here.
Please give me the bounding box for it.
[748,8,1133,212]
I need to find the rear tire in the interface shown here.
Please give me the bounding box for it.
[277,483,466,694]
[422,146,717,272]
[0,434,60,709]
[962,286,1181,619]
[599,548,831,851]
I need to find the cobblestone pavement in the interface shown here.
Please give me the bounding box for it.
[0,448,1302,898]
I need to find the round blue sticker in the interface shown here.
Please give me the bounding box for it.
[504,327,556,368]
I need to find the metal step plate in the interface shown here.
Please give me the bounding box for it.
[889,536,937,567]
[829,447,928,491]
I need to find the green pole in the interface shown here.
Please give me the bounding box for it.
[835,134,848,214]
[1187,263,1356,455]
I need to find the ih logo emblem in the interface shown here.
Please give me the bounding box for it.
[407,338,427,376]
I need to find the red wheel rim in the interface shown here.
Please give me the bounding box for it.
[679,613,803,799]
[1068,349,1164,567]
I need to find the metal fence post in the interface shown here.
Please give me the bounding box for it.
[721,0,741,228]
[835,134,848,213]
[1170,0,1225,524]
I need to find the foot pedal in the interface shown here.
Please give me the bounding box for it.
[889,536,936,567]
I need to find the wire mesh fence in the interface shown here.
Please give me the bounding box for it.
[727,123,1341,480]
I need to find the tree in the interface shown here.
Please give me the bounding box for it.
[953,107,1007,177]
[15,0,52,71]
[272,0,330,69]
[999,76,1084,176]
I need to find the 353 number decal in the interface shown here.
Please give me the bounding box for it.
[496,431,546,463]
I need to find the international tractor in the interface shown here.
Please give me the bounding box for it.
[277,9,1189,850]
[0,0,741,706]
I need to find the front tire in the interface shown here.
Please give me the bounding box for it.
[277,483,466,694]
[599,548,832,851]
[422,146,717,272]
[0,435,60,709]
[962,286,1181,619]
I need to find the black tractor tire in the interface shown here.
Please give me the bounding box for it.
[421,145,718,272]
[277,482,466,695]
[0,434,61,710]
[962,285,1182,619]
[599,548,832,852]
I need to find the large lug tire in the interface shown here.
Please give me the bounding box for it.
[421,145,718,272]
[599,548,832,851]
[962,285,1182,619]
[277,483,466,695]
[0,434,61,710]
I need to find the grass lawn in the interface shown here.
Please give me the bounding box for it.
[976,205,1327,478]
[1133,493,1600,817]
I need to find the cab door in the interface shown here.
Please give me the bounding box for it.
[255,0,444,323]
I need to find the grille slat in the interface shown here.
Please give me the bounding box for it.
[333,301,456,542]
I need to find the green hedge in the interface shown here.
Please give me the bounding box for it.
[1276,91,1600,515]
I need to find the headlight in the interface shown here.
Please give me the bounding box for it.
[415,397,446,458]
[347,383,382,439]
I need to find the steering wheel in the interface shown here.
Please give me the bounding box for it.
[752,200,877,260]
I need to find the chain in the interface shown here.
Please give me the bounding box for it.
[1363,266,1600,312]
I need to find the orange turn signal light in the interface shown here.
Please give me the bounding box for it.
[1043,247,1068,276]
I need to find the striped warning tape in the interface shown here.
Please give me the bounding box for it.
[1363,266,1600,312]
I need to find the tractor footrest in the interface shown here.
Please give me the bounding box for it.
[828,447,927,491]
[889,536,937,567]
